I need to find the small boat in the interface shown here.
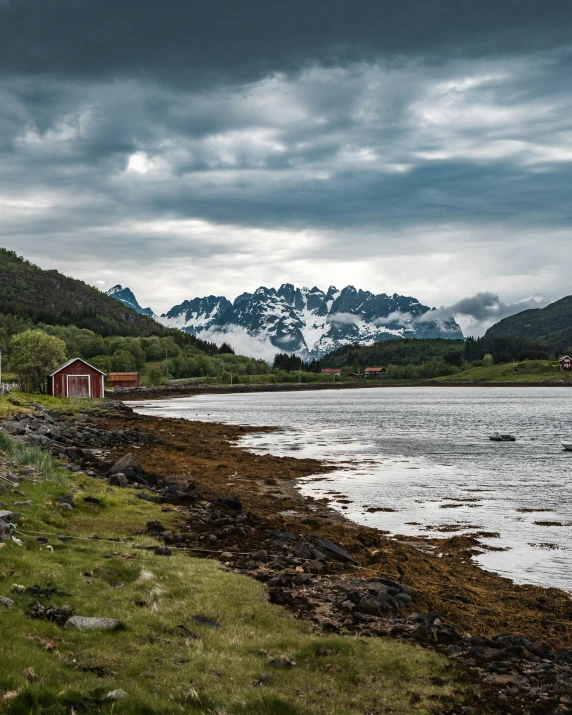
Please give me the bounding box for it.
[562,441,572,451]
[490,433,516,442]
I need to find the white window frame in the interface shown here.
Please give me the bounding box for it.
[66,374,92,398]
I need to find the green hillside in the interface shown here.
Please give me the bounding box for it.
[485,295,572,352]
[321,338,465,369]
[0,248,215,351]
[0,249,286,385]
[434,359,568,383]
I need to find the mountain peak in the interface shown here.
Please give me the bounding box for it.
[106,285,156,319]
[156,283,463,357]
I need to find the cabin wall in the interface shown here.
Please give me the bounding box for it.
[50,361,104,398]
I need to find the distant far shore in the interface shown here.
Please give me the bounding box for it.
[114,377,572,401]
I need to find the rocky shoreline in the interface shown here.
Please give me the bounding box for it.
[1,402,572,714]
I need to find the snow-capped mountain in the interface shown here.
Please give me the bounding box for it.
[106,285,156,319]
[161,296,233,333]
[107,283,463,357]
[162,284,463,357]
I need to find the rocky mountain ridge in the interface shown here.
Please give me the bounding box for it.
[108,283,463,358]
[106,285,156,319]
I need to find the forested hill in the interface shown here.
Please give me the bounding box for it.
[320,338,465,369]
[0,248,214,351]
[485,295,572,353]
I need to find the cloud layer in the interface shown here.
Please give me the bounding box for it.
[443,293,548,337]
[0,2,571,329]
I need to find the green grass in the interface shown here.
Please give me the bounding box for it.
[0,393,103,419]
[0,434,470,714]
[0,432,67,486]
[434,359,572,383]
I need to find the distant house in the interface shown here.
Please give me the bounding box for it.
[560,356,572,371]
[108,372,140,388]
[48,358,105,398]
[364,367,386,378]
[321,368,342,377]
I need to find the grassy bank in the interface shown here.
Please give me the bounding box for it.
[0,393,103,420]
[434,359,572,384]
[0,428,468,714]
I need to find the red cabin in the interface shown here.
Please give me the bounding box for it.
[560,356,572,371]
[108,372,140,389]
[48,358,105,399]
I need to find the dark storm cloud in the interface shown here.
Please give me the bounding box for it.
[1,0,572,86]
[0,1,571,315]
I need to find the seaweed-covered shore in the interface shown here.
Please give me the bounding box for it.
[2,402,572,713]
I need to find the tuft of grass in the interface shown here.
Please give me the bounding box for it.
[0,432,68,486]
[0,426,472,714]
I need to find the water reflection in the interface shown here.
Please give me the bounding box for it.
[135,387,572,591]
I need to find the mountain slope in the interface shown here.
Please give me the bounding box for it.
[106,285,156,318]
[158,283,463,358]
[162,295,232,332]
[485,295,572,352]
[0,249,189,342]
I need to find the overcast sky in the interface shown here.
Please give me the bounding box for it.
[1,0,571,335]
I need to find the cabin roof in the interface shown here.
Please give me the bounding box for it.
[48,358,106,377]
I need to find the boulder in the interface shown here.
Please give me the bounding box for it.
[160,482,200,505]
[57,495,75,509]
[314,536,356,564]
[218,496,242,512]
[108,453,145,483]
[0,596,14,608]
[154,546,172,557]
[106,690,127,700]
[556,648,572,662]
[0,509,19,523]
[146,520,166,535]
[1,422,26,436]
[109,472,129,487]
[63,616,124,631]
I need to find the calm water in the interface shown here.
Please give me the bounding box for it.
[134,387,572,591]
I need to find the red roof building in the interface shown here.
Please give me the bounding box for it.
[108,372,140,388]
[48,358,105,399]
[364,367,386,377]
[321,368,342,376]
[560,356,572,371]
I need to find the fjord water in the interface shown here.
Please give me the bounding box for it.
[135,387,572,591]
